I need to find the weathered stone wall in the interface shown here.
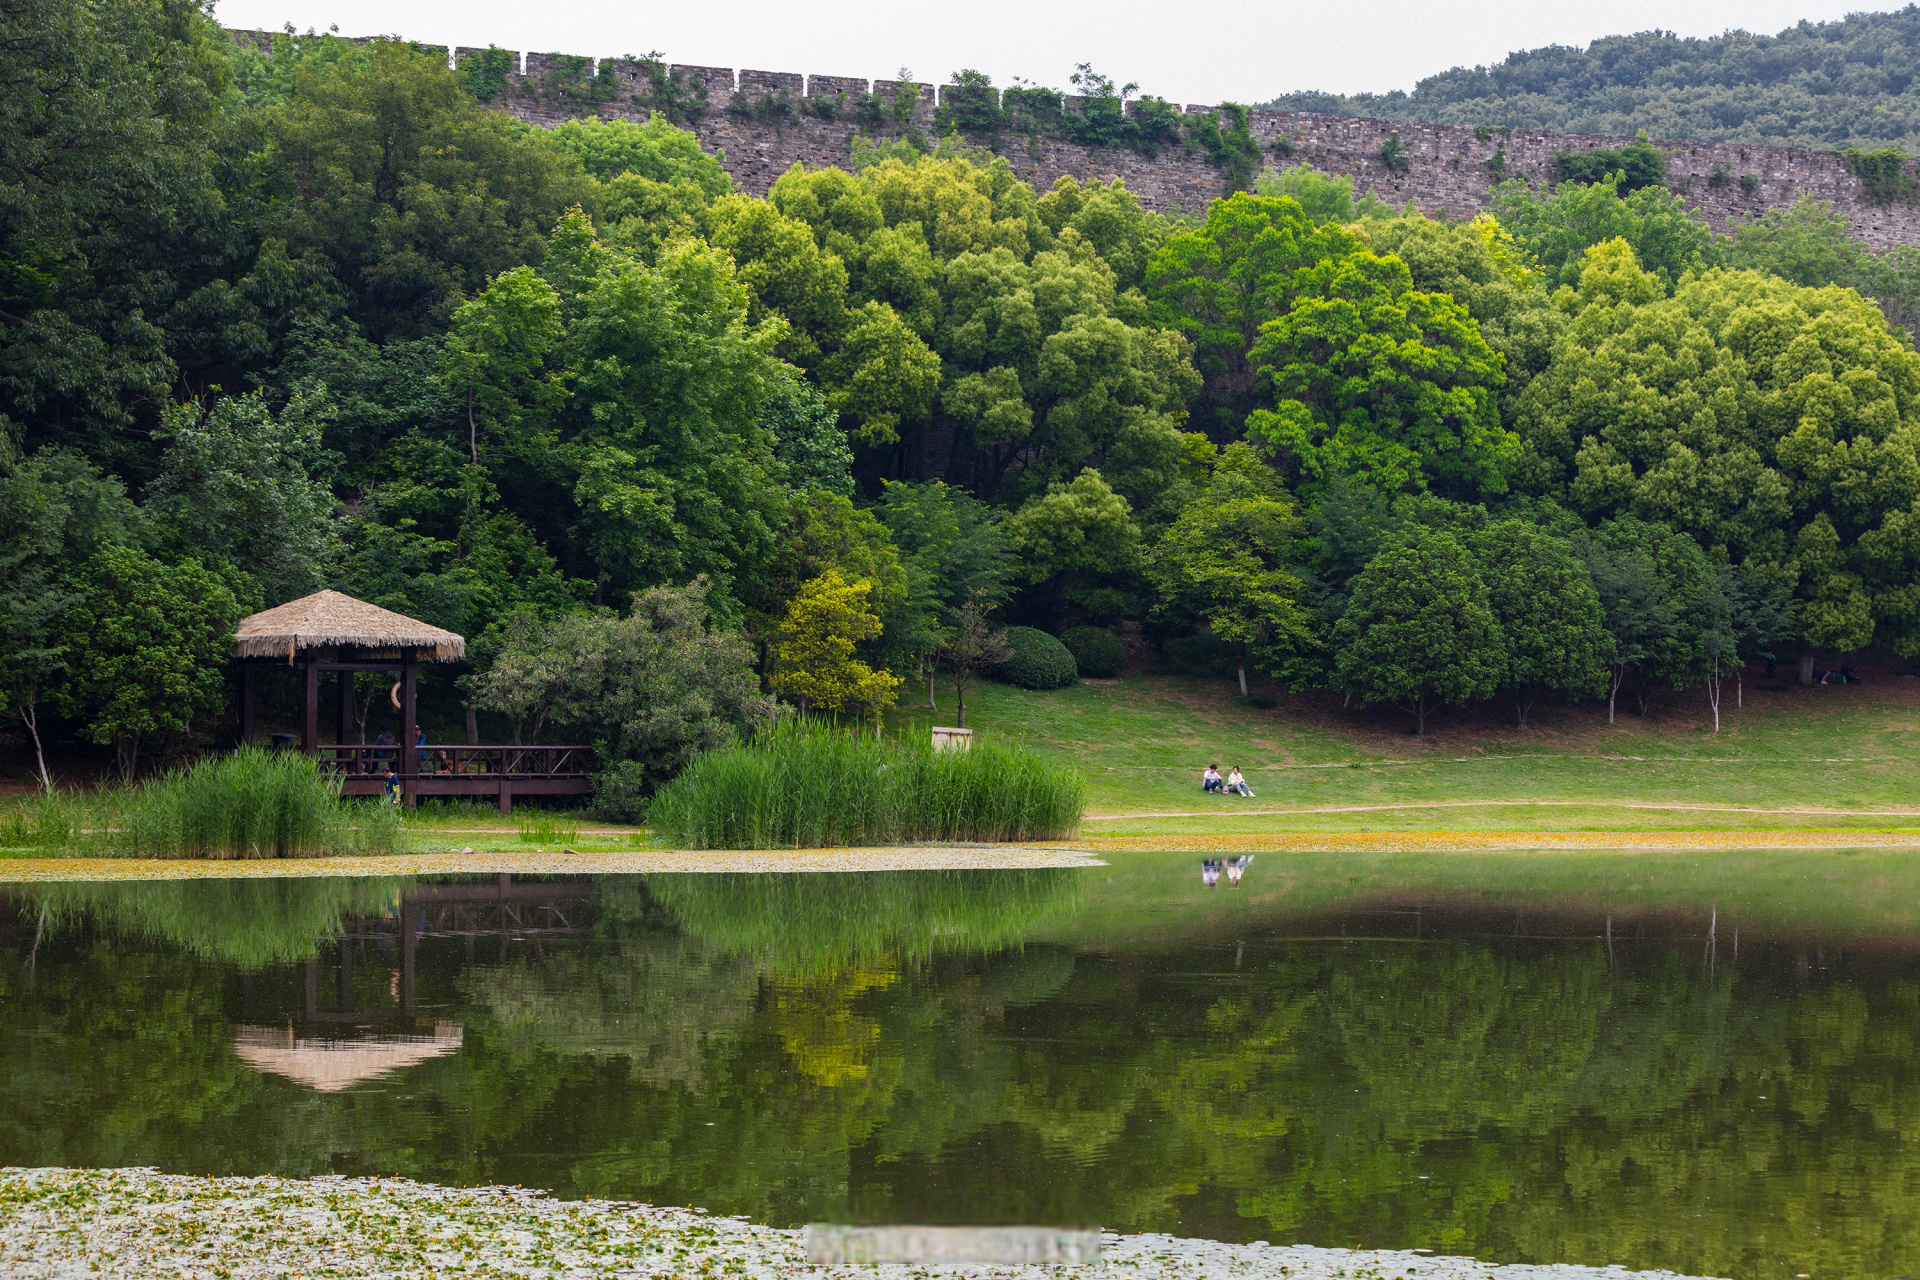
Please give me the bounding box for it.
[229,32,1920,248]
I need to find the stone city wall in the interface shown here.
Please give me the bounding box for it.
[228,32,1920,249]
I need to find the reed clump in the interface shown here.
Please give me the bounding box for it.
[647,719,1084,849]
[115,747,403,858]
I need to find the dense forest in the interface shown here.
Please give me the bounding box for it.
[1266,6,1920,150]
[9,0,1920,805]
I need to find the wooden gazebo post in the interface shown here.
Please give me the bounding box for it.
[401,655,418,809]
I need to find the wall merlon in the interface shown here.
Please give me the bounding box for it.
[808,75,871,99]
[738,69,803,96]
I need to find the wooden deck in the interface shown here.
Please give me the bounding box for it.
[319,744,593,812]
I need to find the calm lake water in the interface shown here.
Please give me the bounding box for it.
[3,852,1918,1280]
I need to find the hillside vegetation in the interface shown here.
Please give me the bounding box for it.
[1265,7,1920,150]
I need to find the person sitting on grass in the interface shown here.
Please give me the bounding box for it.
[1226,767,1253,797]
[1202,764,1223,793]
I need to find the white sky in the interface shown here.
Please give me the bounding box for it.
[213,0,1880,104]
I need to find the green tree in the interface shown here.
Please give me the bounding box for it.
[1515,239,1920,671]
[1246,248,1512,497]
[877,479,1012,705]
[1004,469,1144,621]
[1490,177,1718,292]
[1469,520,1611,725]
[1726,199,1867,288]
[1253,164,1391,225]
[1147,442,1311,694]
[1331,526,1505,734]
[443,266,563,466]
[1146,191,1363,430]
[145,390,340,606]
[771,570,902,719]
[59,545,240,778]
[1573,518,1715,720]
[0,438,144,790]
[546,116,732,193]
[470,580,774,817]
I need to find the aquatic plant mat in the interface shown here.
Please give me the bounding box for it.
[0,846,1104,881]
[0,1168,1721,1279]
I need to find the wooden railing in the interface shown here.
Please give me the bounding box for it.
[316,744,593,778]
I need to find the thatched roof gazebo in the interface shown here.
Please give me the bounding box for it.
[233,589,590,811]
[236,590,466,662]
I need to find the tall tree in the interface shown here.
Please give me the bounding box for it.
[1470,520,1611,726]
[1147,442,1311,695]
[1332,526,1505,734]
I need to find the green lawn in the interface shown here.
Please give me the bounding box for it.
[885,667,1920,833]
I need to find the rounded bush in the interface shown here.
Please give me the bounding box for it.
[1060,626,1125,678]
[992,626,1079,689]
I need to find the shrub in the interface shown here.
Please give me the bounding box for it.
[991,626,1078,689]
[1060,626,1125,677]
[114,747,402,858]
[647,718,1084,848]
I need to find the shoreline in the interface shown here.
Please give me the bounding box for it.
[0,1167,1724,1280]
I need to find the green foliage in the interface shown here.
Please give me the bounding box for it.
[547,116,731,194]
[771,570,902,720]
[1004,469,1144,619]
[1573,517,1719,716]
[460,45,514,101]
[1490,176,1718,292]
[1146,442,1311,681]
[146,391,341,605]
[28,876,404,966]
[1260,10,1920,150]
[113,747,402,857]
[1841,147,1913,205]
[1059,626,1125,677]
[1726,198,1868,286]
[991,626,1079,689]
[1555,133,1668,192]
[59,546,240,779]
[1513,241,1920,655]
[646,717,1083,847]
[1183,104,1264,191]
[1245,248,1513,496]
[1332,525,1505,733]
[469,581,775,815]
[1253,164,1391,225]
[1470,520,1611,723]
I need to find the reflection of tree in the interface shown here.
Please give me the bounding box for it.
[27,877,406,969]
[12,894,1920,1279]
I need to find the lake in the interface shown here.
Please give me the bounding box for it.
[3,848,1916,1279]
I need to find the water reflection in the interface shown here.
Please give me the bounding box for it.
[2,861,1918,1279]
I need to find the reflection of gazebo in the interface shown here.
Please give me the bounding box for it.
[234,590,590,811]
[234,1023,464,1092]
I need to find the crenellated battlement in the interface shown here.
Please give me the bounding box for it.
[225,30,1920,249]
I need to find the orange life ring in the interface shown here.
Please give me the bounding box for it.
[389,680,402,710]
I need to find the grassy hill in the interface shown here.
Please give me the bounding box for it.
[1263,7,1920,151]
[885,657,1920,835]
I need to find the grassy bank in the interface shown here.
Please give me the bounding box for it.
[887,667,1920,834]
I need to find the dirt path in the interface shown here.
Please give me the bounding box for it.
[1085,799,1920,819]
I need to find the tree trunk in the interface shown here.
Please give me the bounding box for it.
[1799,649,1816,685]
[1737,667,1743,708]
[465,702,480,745]
[1236,642,1249,697]
[22,703,51,794]
[1706,657,1722,733]
[927,665,937,712]
[1514,690,1530,728]
[955,678,967,729]
[1414,692,1428,736]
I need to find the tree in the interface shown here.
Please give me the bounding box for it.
[1253,164,1392,225]
[1574,518,1714,721]
[145,390,340,606]
[1147,442,1311,695]
[470,580,774,818]
[1490,177,1718,292]
[59,546,240,778]
[1514,239,1920,673]
[1245,248,1513,497]
[878,479,1012,706]
[934,595,1011,727]
[0,439,145,789]
[1003,469,1143,621]
[546,116,733,193]
[770,571,902,720]
[442,267,563,466]
[1469,520,1610,726]
[1331,527,1505,734]
[1725,199,1867,289]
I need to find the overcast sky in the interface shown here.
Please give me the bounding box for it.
[214,0,1879,104]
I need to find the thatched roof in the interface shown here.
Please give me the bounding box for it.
[234,589,466,661]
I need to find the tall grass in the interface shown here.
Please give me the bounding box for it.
[647,719,1084,849]
[113,748,402,858]
[517,808,582,847]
